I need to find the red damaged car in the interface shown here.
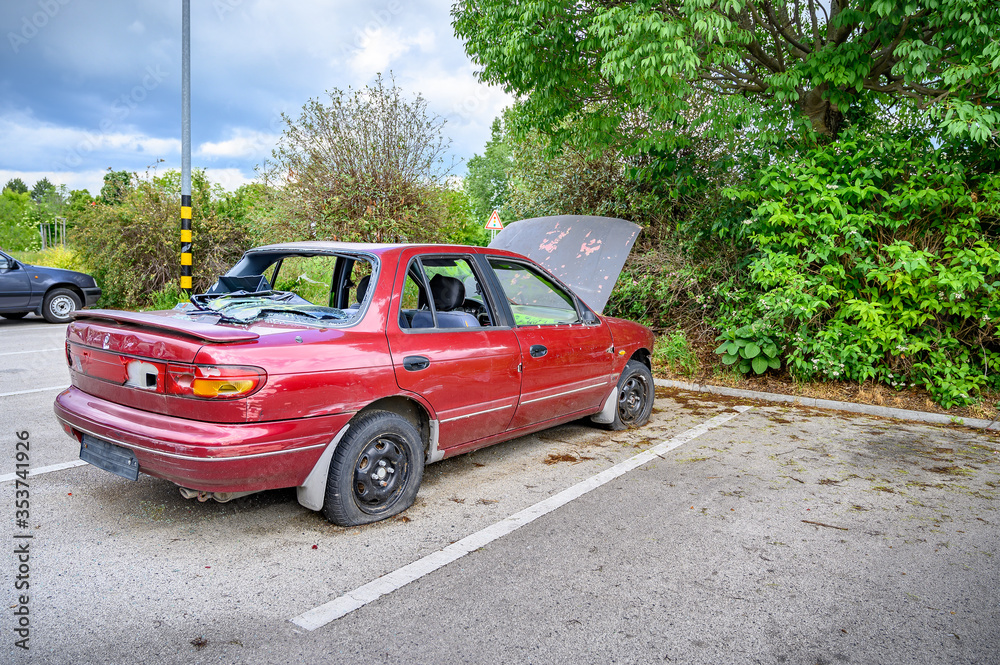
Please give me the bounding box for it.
[54,216,654,525]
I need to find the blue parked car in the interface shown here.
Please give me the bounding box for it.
[0,249,101,323]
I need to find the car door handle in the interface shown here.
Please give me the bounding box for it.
[402,355,430,372]
[529,344,547,358]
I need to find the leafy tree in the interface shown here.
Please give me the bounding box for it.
[453,0,1000,151]
[66,189,95,219]
[439,187,490,246]
[30,177,55,202]
[263,74,456,243]
[464,118,514,225]
[0,189,36,251]
[3,178,28,195]
[100,170,132,205]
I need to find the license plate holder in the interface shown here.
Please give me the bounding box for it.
[80,434,139,481]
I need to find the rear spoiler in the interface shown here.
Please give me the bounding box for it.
[72,309,260,342]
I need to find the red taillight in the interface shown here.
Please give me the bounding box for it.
[67,342,265,400]
[166,364,265,400]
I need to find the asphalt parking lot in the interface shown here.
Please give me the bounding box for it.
[2,316,998,664]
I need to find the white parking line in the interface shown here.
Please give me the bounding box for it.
[0,325,66,334]
[0,460,87,483]
[0,348,63,357]
[290,406,754,631]
[0,385,67,398]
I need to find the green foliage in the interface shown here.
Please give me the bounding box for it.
[75,169,253,309]
[3,178,28,195]
[100,170,132,205]
[464,117,513,226]
[143,283,190,311]
[262,74,455,244]
[66,189,95,217]
[605,257,714,328]
[714,325,782,375]
[719,133,1000,407]
[10,246,86,271]
[0,189,37,251]
[30,178,54,202]
[439,188,490,247]
[454,0,1000,149]
[504,124,633,220]
[654,330,699,377]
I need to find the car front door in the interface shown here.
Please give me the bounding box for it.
[0,253,32,308]
[386,251,522,451]
[484,256,614,430]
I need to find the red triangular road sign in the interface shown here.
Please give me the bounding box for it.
[485,210,504,230]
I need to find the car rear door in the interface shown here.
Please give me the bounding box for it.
[483,256,614,430]
[386,250,522,450]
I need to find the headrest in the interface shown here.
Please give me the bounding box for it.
[429,274,464,312]
[355,275,370,303]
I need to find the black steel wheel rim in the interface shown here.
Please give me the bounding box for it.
[353,435,409,513]
[617,374,648,425]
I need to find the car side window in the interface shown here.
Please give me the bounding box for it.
[399,257,495,330]
[488,259,580,326]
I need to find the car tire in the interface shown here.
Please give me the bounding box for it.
[323,410,424,526]
[606,360,654,431]
[1,312,28,320]
[42,288,81,323]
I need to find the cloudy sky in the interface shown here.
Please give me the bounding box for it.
[0,0,511,195]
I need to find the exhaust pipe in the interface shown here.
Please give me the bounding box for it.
[178,487,259,503]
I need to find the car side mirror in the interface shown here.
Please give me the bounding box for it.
[581,309,598,324]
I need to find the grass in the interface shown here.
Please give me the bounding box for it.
[652,330,699,378]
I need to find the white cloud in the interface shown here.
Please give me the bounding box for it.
[348,27,437,76]
[197,129,279,160]
[202,168,257,192]
[0,1,512,185]
[0,111,180,172]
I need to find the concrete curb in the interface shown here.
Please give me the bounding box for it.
[654,378,1000,432]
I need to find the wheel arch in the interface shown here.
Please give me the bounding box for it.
[356,395,433,453]
[630,347,651,372]
[46,282,86,304]
[296,394,437,512]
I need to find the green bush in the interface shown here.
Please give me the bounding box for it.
[720,133,1000,407]
[11,246,86,271]
[75,170,253,309]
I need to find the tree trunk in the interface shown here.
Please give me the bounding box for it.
[802,85,844,137]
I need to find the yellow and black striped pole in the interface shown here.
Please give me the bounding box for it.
[180,0,192,296]
[180,195,192,293]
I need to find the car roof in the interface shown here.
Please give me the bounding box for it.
[244,241,526,260]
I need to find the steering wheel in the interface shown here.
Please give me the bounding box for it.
[461,299,491,326]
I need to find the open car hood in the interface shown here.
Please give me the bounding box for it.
[488,215,641,314]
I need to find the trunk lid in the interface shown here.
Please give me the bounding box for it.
[65,309,265,422]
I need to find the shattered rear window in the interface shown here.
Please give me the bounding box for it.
[188,252,377,327]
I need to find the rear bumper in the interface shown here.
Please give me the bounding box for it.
[54,386,352,492]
